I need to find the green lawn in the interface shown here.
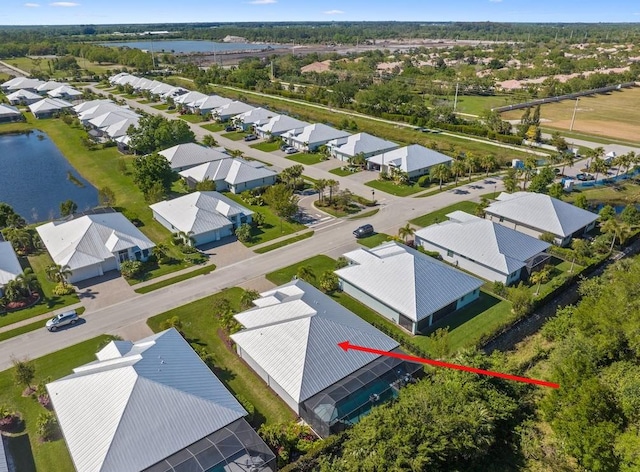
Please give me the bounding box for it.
[356,233,392,248]
[180,114,208,123]
[133,264,216,294]
[409,201,480,227]
[221,131,250,141]
[365,179,424,197]
[221,192,305,246]
[329,167,359,177]
[147,288,294,426]
[349,208,380,220]
[0,336,114,472]
[250,141,281,152]
[201,123,226,132]
[266,255,337,286]
[151,103,172,111]
[284,152,326,165]
[254,231,314,254]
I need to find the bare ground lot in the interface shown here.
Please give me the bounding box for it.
[502,87,640,143]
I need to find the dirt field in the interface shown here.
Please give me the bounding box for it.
[502,87,640,143]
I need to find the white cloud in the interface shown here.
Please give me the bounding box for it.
[324,9,345,14]
[24,3,40,7]
[49,2,80,6]
[247,0,276,4]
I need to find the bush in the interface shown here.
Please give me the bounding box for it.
[236,395,255,423]
[417,175,431,188]
[235,223,252,243]
[36,411,57,441]
[319,271,339,293]
[52,282,75,296]
[492,281,507,298]
[119,260,144,279]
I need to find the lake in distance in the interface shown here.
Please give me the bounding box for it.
[0,132,98,223]
[100,40,285,54]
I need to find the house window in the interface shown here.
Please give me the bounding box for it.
[447,250,454,257]
[142,249,149,258]
[499,217,504,222]
[117,250,129,263]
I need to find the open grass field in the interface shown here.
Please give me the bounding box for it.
[501,87,640,144]
[0,336,114,472]
[209,85,544,166]
[6,56,123,78]
[432,94,514,116]
[147,288,295,426]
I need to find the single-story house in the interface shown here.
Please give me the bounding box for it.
[485,192,599,247]
[326,132,399,162]
[0,241,23,297]
[158,142,229,172]
[150,191,253,246]
[36,80,68,94]
[255,115,310,139]
[47,329,275,472]
[73,99,114,114]
[6,89,42,105]
[28,98,73,119]
[367,144,453,179]
[87,110,140,139]
[174,91,209,108]
[415,211,551,285]
[281,123,350,152]
[335,242,484,334]
[77,102,136,124]
[192,95,232,116]
[0,103,23,123]
[231,107,276,131]
[179,157,278,194]
[36,211,155,283]
[213,101,255,122]
[1,77,44,93]
[231,280,422,438]
[47,85,83,101]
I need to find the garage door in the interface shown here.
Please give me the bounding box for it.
[69,264,103,283]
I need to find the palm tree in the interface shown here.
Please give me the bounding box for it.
[397,223,415,244]
[451,160,465,186]
[154,242,170,263]
[561,152,574,176]
[15,268,40,297]
[327,179,339,204]
[3,228,33,255]
[522,157,538,190]
[313,179,327,203]
[480,154,497,177]
[590,157,607,182]
[465,153,479,182]
[530,266,551,296]
[45,264,72,287]
[296,265,315,282]
[601,219,631,252]
[431,164,451,190]
[3,279,23,302]
[240,289,260,310]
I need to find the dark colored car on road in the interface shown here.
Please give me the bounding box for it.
[244,134,258,141]
[353,224,374,238]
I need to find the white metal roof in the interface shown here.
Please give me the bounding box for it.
[47,85,83,99]
[6,89,41,101]
[36,212,155,271]
[159,143,228,170]
[256,115,310,136]
[231,280,399,404]
[78,102,137,123]
[0,241,22,287]
[1,77,45,91]
[214,101,255,119]
[0,104,21,117]
[47,329,247,472]
[36,80,69,92]
[282,123,350,145]
[486,192,599,238]
[327,132,399,157]
[179,158,276,186]
[193,95,233,111]
[415,211,551,275]
[150,191,253,236]
[73,99,114,114]
[232,107,275,126]
[336,242,484,322]
[368,144,453,173]
[28,98,73,114]
[174,91,208,106]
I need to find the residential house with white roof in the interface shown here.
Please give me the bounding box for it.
[191,95,232,116]
[158,142,228,172]
[36,211,154,283]
[73,99,114,114]
[231,279,422,438]
[326,132,399,162]
[28,98,73,119]
[150,191,253,246]
[367,144,453,179]
[179,158,277,194]
[255,115,310,139]
[175,91,209,108]
[335,242,484,334]
[213,101,255,122]
[231,107,276,131]
[36,80,68,94]
[47,328,276,472]
[281,123,350,152]
[1,77,44,92]
[6,89,42,105]
[485,192,599,247]
[0,104,22,123]
[47,85,83,101]
[415,211,551,285]
[0,241,23,297]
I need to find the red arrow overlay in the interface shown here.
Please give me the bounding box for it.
[338,341,559,389]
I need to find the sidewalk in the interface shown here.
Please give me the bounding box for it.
[0,302,84,334]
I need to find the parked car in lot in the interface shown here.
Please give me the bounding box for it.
[576,173,595,181]
[353,224,374,238]
[284,147,298,154]
[243,134,258,141]
[225,125,236,132]
[46,310,79,332]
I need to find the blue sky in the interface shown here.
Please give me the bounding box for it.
[2,0,639,25]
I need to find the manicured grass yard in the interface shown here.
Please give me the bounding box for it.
[284,152,325,165]
[409,201,480,227]
[253,231,314,254]
[365,179,424,197]
[250,141,281,152]
[201,123,226,132]
[151,103,172,111]
[147,288,295,426]
[180,114,208,123]
[329,167,358,177]
[134,264,216,294]
[356,233,392,248]
[221,131,250,141]
[222,192,305,246]
[0,336,114,472]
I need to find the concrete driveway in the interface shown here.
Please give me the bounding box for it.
[75,271,136,312]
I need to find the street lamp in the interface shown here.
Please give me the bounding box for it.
[371,189,375,204]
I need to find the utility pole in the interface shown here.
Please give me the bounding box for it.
[453,82,459,111]
[270,60,274,80]
[570,97,579,131]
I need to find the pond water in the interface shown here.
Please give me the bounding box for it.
[0,132,98,223]
[100,40,285,54]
